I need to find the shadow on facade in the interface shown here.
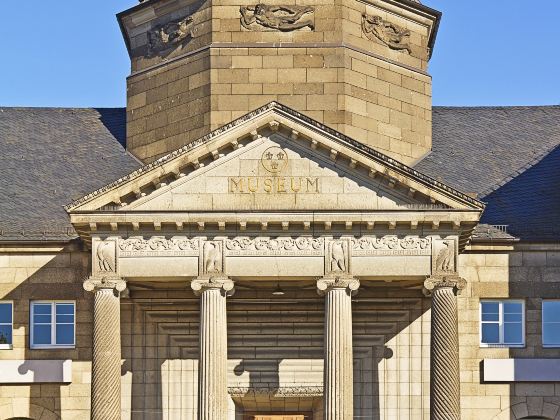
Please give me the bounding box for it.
[0,244,91,419]
[478,145,560,419]
[122,280,428,419]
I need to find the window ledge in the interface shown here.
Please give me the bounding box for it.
[0,344,12,350]
[484,358,560,382]
[480,344,525,349]
[30,345,75,350]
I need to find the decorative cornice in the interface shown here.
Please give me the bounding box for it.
[64,102,485,213]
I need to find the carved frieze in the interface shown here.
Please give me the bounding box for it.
[352,236,431,256]
[93,239,117,275]
[240,4,315,31]
[147,15,195,57]
[225,237,324,256]
[228,386,323,397]
[118,236,199,257]
[432,238,457,274]
[361,14,411,54]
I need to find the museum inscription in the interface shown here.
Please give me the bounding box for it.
[228,176,320,194]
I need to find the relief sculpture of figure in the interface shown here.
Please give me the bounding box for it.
[96,242,115,272]
[240,4,314,31]
[148,16,194,57]
[362,14,411,54]
[204,242,222,273]
[331,241,346,272]
[435,241,453,272]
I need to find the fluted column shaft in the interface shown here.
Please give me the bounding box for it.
[318,277,359,420]
[84,277,126,420]
[425,276,465,420]
[192,277,234,420]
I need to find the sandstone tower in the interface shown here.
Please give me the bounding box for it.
[119,0,440,164]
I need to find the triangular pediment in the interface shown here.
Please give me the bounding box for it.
[66,102,484,214]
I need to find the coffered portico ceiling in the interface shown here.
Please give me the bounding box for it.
[66,102,484,247]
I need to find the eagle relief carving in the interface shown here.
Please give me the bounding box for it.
[361,14,411,54]
[240,4,315,31]
[147,15,195,57]
[432,239,456,274]
[326,239,350,275]
[203,241,223,274]
[95,241,116,273]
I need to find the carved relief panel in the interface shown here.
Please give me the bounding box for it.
[92,238,118,276]
[147,15,196,57]
[325,239,351,276]
[201,240,225,275]
[431,238,457,274]
[240,4,315,31]
[362,14,411,54]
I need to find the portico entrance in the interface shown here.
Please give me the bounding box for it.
[66,104,484,419]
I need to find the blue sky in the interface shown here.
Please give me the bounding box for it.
[0,1,558,107]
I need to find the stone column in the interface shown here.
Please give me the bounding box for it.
[191,276,235,420]
[84,276,127,420]
[424,275,466,420]
[317,276,360,420]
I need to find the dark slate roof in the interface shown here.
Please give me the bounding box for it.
[0,108,141,241]
[416,106,560,242]
[1,105,559,242]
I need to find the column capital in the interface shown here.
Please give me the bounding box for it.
[317,276,360,296]
[423,273,466,297]
[191,276,235,297]
[84,276,127,293]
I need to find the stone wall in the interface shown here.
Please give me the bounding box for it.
[1,242,560,419]
[0,245,92,420]
[122,0,435,164]
[458,244,560,420]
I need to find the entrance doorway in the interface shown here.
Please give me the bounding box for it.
[245,414,311,420]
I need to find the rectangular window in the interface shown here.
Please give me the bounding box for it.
[0,302,13,349]
[543,300,560,347]
[480,300,525,347]
[30,301,75,349]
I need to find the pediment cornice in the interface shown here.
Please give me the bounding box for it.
[65,102,484,214]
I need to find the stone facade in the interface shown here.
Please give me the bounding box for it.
[0,0,558,419]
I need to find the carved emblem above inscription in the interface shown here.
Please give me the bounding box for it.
[261,146,288,174]
[225,237,324,256]
[240,4,315,31]
[352,236,431,256]
[361,14,411,54]
[94,240,117,274]
[147,15,195,57]
[118,236,199,257]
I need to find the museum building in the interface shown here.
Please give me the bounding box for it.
[0,0,559,419]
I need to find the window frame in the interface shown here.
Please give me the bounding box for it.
[542,299,560,348]
[479,299,525,348]
[0,301,13,350]
[30,301,76,350]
